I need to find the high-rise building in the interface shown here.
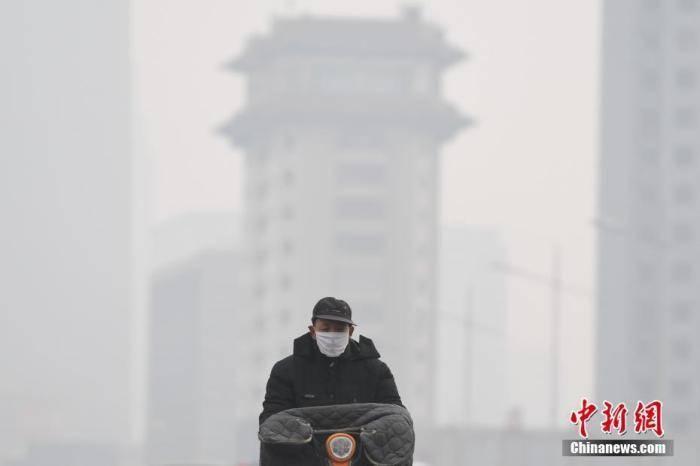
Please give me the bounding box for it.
[597,0,700,459]
[147,250,241,465]
[0,0,135,462]
[222,8,468,460]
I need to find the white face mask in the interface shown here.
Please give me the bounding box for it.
[314,331,349,357]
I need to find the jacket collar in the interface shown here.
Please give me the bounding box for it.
[293,331,380,360]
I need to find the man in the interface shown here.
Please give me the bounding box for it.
[259,296,404,425]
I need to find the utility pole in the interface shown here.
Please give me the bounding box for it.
[492,244,590,429]
[550,243,562,429]
[464,286,474,424]
[441,284,502,427]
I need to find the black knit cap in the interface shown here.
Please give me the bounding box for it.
[312,296,356,326]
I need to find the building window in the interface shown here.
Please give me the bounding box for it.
[675,107,697,129]
[280,309,291,325]
[672,414,691,434]
[332,267,384,294]
[673,223,694,242]
[415,241,430,255]
[677,28,698,51]
[279,274,291,290]
[637,145,659,164]
[672,300,693,323]
[633,375,654,394]
[335,197,385,219]
[676,67,697,89]
[285,133,296,151]
[635,301,655,319]
[674,184,695,204]
[635,338,652,356]
[255,249,268,265]
[416,278,429,292]
[635,224,660,245]
[672,338,692,360]
[335,162,387,185]
[677,0,698,11]
[639,68,659,90]
[336,132,381,149]
[257,182,268,200]
[673,145,695,166]
[281,205,294,220]
[254,282,267,298]
[638,107,660,133]
[253,315,266,332]
[670,379,692,398]
[671,262,693,282]
[639,29,661,49]
[335,233,387,253]
[636,262,655,282]
[636,182,658,203]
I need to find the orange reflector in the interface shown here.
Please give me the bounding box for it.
[325,432,356,465]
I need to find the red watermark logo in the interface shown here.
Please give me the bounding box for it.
[569,398,664,438]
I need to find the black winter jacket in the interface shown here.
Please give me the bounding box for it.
[259,332,404,425]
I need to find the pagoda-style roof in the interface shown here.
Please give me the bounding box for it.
[221,93,471,148]
[230,8,465,71]
[221,8,471,148]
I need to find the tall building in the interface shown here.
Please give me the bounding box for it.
[222,7,468,461]
[0,1,135,462]
[597,0,700,460]
[147,250,241,465]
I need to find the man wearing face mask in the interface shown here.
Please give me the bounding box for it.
[259,296,404,425]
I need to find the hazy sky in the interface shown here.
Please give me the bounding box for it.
[134,0,601,428]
